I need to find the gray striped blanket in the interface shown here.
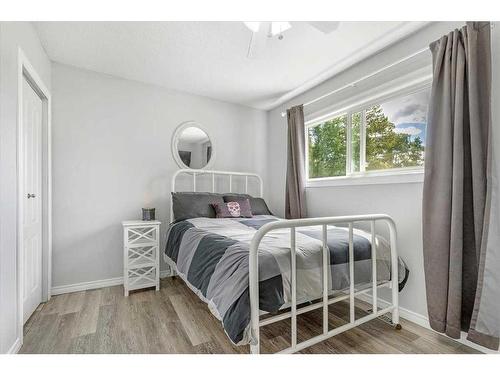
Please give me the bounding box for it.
[164,215,408,346]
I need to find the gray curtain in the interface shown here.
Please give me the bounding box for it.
[285,105,307,219]
[423,22,498,350]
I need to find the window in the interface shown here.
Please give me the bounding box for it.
[307,87,430,181]
[307,114,347,178]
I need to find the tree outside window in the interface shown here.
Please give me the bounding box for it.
[307,88,428,179]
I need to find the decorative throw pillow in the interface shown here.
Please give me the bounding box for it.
[212,199,253,218]
[222,194,273,216]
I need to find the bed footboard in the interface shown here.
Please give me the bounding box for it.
[248,214,399,354]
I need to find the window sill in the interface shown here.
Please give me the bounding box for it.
[306,170,424,188]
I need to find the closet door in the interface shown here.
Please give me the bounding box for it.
[22,77,43,323]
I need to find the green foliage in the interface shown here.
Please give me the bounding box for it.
[308,105,425,178]
[365,105,424,170]
[308,115,347,178]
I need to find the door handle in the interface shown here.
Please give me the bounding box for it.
[27,193,36,199]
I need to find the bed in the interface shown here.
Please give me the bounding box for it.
[164,169,407,354]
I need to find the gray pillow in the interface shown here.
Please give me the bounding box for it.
[222,194,273,216]
[172,192,224,221]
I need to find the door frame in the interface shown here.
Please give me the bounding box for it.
[16,47,52,344]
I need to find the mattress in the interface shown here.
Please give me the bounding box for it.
[164,215,408,346]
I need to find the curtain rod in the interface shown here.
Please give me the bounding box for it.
[281,46,430,117]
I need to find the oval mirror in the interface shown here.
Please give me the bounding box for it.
[172,122,214,169]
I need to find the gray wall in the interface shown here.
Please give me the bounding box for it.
[51,62,267,288]
[266,22,465,318]
[0,22,51,353]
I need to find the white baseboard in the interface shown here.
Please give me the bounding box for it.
[357,293,430,328]
[51,276,123,295]
[51,269,173,296]
[7,337,21,354]
[356,294,497,354]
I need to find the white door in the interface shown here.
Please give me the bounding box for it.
[22,78,43,323]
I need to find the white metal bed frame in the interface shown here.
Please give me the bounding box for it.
[171,169,400,354]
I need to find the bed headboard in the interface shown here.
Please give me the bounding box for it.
[170,169,264,222]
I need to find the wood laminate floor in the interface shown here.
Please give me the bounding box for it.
[20,277,480,354]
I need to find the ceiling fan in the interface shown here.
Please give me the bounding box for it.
[243,21,340,58]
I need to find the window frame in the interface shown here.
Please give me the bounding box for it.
[305,78,432,187]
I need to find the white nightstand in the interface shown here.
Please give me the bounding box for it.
[122,220,161,296]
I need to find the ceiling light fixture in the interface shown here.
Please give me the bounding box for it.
[244,21,291,58]
[244,21,292,38]
[270,22,291,37]
[243,22,261,33]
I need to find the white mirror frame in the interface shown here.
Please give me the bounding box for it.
[172,121,215,170]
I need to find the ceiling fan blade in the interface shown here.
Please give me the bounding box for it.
[307,21,340,34]
[246,22,270,59]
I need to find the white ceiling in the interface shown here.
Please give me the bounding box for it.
[34,21,430,110]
